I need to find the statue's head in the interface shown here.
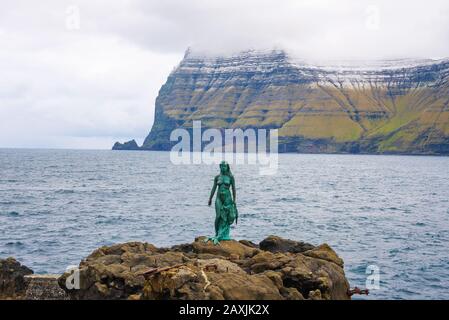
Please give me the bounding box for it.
[219,161,230,175]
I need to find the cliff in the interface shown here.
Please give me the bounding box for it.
[112,139,140,151]
[117,49,449,154]
[1,236,351,300]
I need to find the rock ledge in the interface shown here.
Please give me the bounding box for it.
[1,236,351,300]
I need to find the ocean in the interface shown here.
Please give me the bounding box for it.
[1,148,448,299]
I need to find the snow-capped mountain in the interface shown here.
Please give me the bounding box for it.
[115,49,449,154]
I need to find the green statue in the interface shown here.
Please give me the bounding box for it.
[207,161,238,245]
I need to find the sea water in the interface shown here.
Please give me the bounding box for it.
[1,149,448,299]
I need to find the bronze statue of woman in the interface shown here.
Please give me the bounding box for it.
[207,161,238,244]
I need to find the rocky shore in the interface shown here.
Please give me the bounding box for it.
[1,236,351,300]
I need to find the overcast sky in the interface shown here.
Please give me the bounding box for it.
[1,0,448,149]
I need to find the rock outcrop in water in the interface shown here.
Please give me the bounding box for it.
[115,49,449,155]
[0,257,33,299]
[112,139,140,151]
[57,236,350,300]
[1,236,351,300]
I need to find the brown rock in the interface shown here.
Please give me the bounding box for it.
[24,274,68,300]
[206,272,283,300]
[308,289,323,300]
[303,243,344,267]
[143,264,207,300]
[58,236,351,300]
[263,270,283,289]
[280,287,304,300]
[192,237,258,259]
[59,242,182,300]
[195,259,245,274]
[259,235,315,253]
[238,240,259,248]
[0,257,33,299]
[85,242,157,261]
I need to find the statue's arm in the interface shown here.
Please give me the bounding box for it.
[231,176,236,203]
[232,175,238,224]
[208,176,218,206]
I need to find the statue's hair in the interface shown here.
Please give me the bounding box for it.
[220,161,233,177]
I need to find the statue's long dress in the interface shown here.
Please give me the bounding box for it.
[213,175,238,242]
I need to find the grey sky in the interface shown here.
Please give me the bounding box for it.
[1,0,448,148]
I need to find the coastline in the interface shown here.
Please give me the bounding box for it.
[1,147,448,157]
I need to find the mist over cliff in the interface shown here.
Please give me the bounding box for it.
[115,49,449,154]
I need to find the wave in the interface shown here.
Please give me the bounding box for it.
[1,211,20,217]
[0,201,28,205]
[55,189,75,194]
[5,241,25,247]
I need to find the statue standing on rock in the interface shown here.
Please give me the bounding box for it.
[207,161,238,245]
